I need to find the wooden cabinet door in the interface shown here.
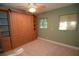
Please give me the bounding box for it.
[9,11,35,48]
[1,37,11,51]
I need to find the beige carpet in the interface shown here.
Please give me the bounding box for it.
[0,38,79,56]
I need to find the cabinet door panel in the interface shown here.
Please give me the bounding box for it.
[10,12,35,48]
[2,37,11,51]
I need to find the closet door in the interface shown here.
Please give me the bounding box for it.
[9,11,35,48]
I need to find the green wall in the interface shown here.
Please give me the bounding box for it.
[37,4,79,47]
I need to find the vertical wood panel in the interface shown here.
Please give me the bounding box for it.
[9,11,35,48]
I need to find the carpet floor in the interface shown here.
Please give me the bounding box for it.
[0,38,79,56]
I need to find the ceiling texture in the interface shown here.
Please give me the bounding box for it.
[0,3,73,14]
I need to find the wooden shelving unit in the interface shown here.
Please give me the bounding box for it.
[0,8,37,52]
[0,10,11,52]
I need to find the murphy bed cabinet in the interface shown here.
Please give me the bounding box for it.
[0,8,37,52]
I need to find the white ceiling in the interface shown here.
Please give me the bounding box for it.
[0,3,73,14]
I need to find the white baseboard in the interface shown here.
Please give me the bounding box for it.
[38,37,79,50]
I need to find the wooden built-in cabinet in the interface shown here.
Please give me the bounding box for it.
[0,8,37,52]
[0,10,11,52]
[9,11,36,48]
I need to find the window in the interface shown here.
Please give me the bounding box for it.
[39,18,48,28]
[59,14,77,30]
[59,21,67,30]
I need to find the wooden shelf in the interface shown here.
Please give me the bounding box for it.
[0,24,8,26]
[0,18,8,19]
[0,17,8,19]
[2,35,10,37]
[0,30,9,32]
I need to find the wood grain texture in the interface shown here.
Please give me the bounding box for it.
[1,37,11,51]
[9,11,36,48]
